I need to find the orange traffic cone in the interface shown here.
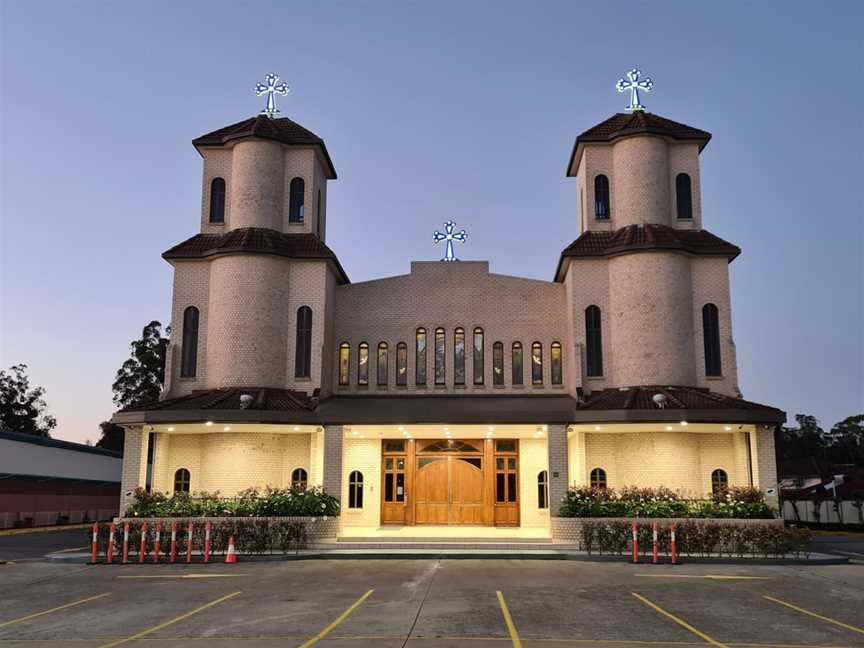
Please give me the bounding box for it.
[224,536,238,564]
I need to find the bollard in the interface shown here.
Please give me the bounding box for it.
[204,521,211,563]
[90,522,99,564]
[651,522,659,564]
[122,523,130,564]
[670,523,678,565]
[186,521,194,564]
[631,521,639,564]
[106,523,116,564]
[139,522,148,564]
[153,522,162,563]
[169,522,177,564]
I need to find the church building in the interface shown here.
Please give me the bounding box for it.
[115,72,784,538]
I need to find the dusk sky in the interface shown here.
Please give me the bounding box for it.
[1,1,861,444]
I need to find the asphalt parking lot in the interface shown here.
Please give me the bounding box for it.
[1,556,863,648]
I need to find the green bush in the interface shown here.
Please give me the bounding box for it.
[123,486,339,518]
[559,485,773,519]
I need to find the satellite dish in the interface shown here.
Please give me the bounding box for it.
[652,393,667,409]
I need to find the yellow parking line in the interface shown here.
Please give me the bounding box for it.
[763,595,864,635]
[0,593,110,629]
[631,592,730,648]
[496,591,523,648]
[95,590,241,648]
[635,574,773,581]
[297,589,374,648]
[117,574,248,579]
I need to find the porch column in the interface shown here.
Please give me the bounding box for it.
[547,424,569,514]
[309,427,325,487]
[322,424,343,500]
[119,426,149,514]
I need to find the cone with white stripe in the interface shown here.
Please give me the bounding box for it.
[224,535,238,564]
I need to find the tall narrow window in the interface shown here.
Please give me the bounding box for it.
[594,174,610,219]
[294,306,312,378]
[702,303,722,376]
[289,177,305,223]
[512,342,524,385]
[338,342,350,386]
[348,471,364,508]
[585,305,603,377]
[551,342,563,385]
[492,342,504,386]
[377,342,388,386]
[531,342,543,385]
[454,328,465,385]
[590,468,607,489]
[358,342,369,385]
[396,342,408,386]
[537,470,549,509]
[676,173,693,219]
[711,469,728,495]
[316,189,322,234]
[291,468,308,490]
[434,328,446,385]
[473,327,485,385]
[180,306,199,378]
[209,177,225,224]
[415,328,427,385]
[173,468,190,493]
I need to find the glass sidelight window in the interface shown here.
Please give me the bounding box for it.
[495,456,518,503]
[383,456,406,503]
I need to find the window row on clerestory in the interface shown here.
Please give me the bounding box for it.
[337,328,563,388]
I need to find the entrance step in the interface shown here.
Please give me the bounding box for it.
[336,537,552,544]
[322,540,556,550]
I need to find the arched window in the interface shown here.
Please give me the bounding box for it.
[289,177,305,223]
[294,306,312,378]
[585,305,603,377]
[538,470,549,509]
[377,342,388,386]
[702,303,722,376]
[415,328,427,385]
[348,470,364,508]
[531,342,543,385]
[454,328,465,385]
[180,306,199,378]
[338,342,350,386]
[209,177,225,224]
[473,327,485,385]
[711,469,728,495]
[492,342,504,386]
[594,174,610,219]
[174,468,190,493]
[291,468,308,490]
[512,342,524,385]
[590,467,607,489]
[676,173,693,220]
[396,342,408,386]
[358,342,369,386]
[434,328,446,385]
[551,342,563,385]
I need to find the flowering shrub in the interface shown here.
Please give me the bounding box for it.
[559,485,773,519]
[124,486,339,518]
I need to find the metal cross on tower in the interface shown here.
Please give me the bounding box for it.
[255,73,290,118]
[616,68,653,112]
[433,221,467,262]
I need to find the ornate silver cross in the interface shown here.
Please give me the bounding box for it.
[255,73,290,118]
[616,68,653,112]
[433,221,467,262]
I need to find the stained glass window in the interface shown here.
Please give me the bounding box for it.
[594,174,610,219]
[338,343,350,386]
[531,342,543,385]
[377,342,388,386]
[416,328,427,386]
[586,306,603,377]
[551,342,562,385]
[512,342,523,385]
[358,342,369,386]
[180,306,199,378]
[434,328,445,385]
[493,342,504,386]
[454,328,465,385]
[396,342,407,386]
[289,177,304,223]
[473,328,484,385]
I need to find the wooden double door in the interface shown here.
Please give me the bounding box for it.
[381,438,519,527]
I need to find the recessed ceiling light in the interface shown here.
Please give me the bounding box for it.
[167,426,175,432]
[223,426,231,431]
[542,425,548,432]
[488,426,495,431]
[293,426,301,431]
[443,427,449,432]
[398,426,405,432]
[680,421,688,427]
[205,421,213,427]
[724,425,732,431]
[352,431,358,436]
[594,425,601,431]
[666,425,673,431]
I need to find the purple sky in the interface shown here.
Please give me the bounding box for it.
[1,2,861,444]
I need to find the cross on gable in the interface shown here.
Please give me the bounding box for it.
[433,221,467,262]
[255,73,290,119]
[616,68,653,112]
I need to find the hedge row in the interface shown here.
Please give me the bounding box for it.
[579,520,811,558]
[124,487,339,518]
[560,486,774,519]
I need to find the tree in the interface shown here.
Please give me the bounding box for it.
[777,414,825,463]
[0,364,57,437]
[97,321,169,451]
[826,414,864,467]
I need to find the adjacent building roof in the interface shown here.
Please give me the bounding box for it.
[567,112,711,175]
[192,115,337,178]
[163,228,350,284]
[0,428,122,458]
[554,224,741,281]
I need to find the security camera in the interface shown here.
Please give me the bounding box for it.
[125,490,134,497]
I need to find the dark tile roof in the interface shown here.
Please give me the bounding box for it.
[163,228,350,284]
[0,428,122,458]
[576,386,785,423]
[555,224,740,281]
[193,115,336,178]
[567,112,711,175]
